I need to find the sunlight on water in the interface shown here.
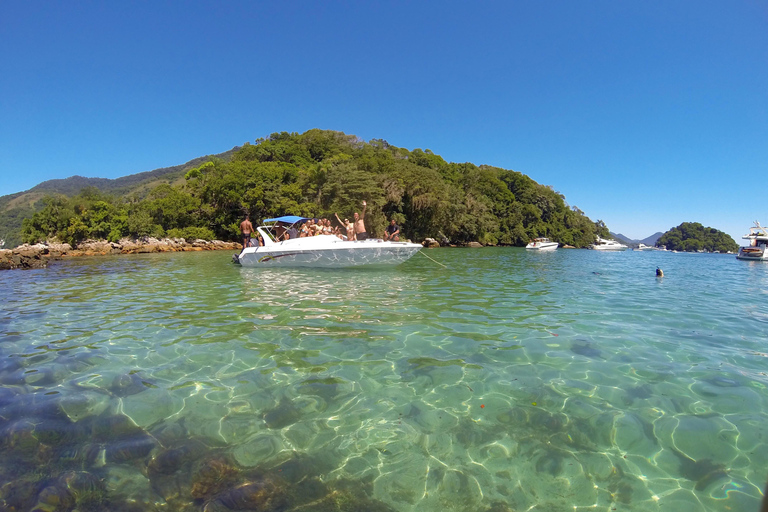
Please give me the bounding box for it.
[1,249,767,511]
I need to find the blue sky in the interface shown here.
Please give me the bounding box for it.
[2,1,766,243]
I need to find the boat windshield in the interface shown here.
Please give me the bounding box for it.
[259,215,309,244]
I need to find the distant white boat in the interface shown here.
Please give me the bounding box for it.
[634,243,655,251]
[234,215,422,268]
[591,237,628,251]
[525,237,558,251]
[736,221,768,261]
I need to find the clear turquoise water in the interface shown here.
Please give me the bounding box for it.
[1,248,767,511]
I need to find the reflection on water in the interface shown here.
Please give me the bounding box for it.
[1,249,767,511]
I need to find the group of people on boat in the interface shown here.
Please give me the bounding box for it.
[239,201,400,248]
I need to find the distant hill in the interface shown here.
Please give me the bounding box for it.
[640,232,663,245]
[657,222,738,253]
[610,231,663,247]
[0,147,239,248]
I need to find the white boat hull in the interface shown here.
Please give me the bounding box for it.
[525,238,558,251]
[525,243,558,251]
[592,245,627,251]
[237,236,422,268]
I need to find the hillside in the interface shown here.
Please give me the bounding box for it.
[0,148,239,247]
[7,130,613,249]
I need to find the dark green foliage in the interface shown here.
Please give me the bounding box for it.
[657,222,739,253]
[12,130,611,247]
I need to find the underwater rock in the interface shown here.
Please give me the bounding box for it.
[571,342,604,359]
[533,446,571,477]
[23,367,61,387]
[296,377,345,402]
[53,442,102,467]
[262,398,302,430]
[268,453,336,485]
[670,447,728,491]
[0,474,47,512]
[0,357,24,376]
[109,373,153,397]
[57,393,111,423]
[90,413,144,442]
[204,478,288,512]
[484,502,514,512]
[106,433,158,463]
[1,419,40,452]
[60,470,106,507]
[36,483,76,509]
[148,438,208,476]
[190,456,241,500]
[623,384,653,404]
[34,416,92,448]
[1,391,72,423]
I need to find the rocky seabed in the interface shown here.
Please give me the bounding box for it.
[0,238,241,270]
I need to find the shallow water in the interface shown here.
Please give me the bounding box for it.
[1,248,767,511]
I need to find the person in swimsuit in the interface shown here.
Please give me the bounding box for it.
[354,201,368,240]
[240,215,254,247]
[335,213,356,240]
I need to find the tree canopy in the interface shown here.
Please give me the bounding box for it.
[656,222,739,253]
[20,129,610,247]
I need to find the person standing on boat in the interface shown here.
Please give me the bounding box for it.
[354,201,368,240]
[240,215,254,248]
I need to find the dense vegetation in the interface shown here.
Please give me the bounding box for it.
[18,130,610,247]
[0,149,238,248]
[656,222,739,253]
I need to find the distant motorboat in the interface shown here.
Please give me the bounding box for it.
[736,221,768,261]
[525,238,558,251]
[591,237,628,251]
[633,243,655,251]
[234,215,422,268]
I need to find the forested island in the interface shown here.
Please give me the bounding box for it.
[657,222,739,253]
[16,130,610,248]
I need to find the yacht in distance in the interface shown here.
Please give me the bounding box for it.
[591,237,628,251]
[525,238,558,251]
[736,221,768,261]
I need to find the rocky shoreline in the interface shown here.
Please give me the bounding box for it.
[0,237,241,270]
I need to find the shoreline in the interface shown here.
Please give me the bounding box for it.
[0,237,241,270]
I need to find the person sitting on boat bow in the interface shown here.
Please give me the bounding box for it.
[384,219,400,241]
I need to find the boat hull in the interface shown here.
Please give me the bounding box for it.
[525,243,558,251]
[237,239,422,268]
[591,245,628,251]
[736,247,768,261]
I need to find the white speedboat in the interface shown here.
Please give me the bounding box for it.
[591,237,628,251]
[736,221,768,261]
[525,238,558,251]
[634,243,655,251]
[234,216,422,268]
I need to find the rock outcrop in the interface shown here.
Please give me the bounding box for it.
[0,238,242,271]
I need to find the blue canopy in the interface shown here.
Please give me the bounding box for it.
[262,215,308,225]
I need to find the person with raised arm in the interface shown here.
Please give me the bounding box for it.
[334,212,356,241]
[354,201,368,240]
